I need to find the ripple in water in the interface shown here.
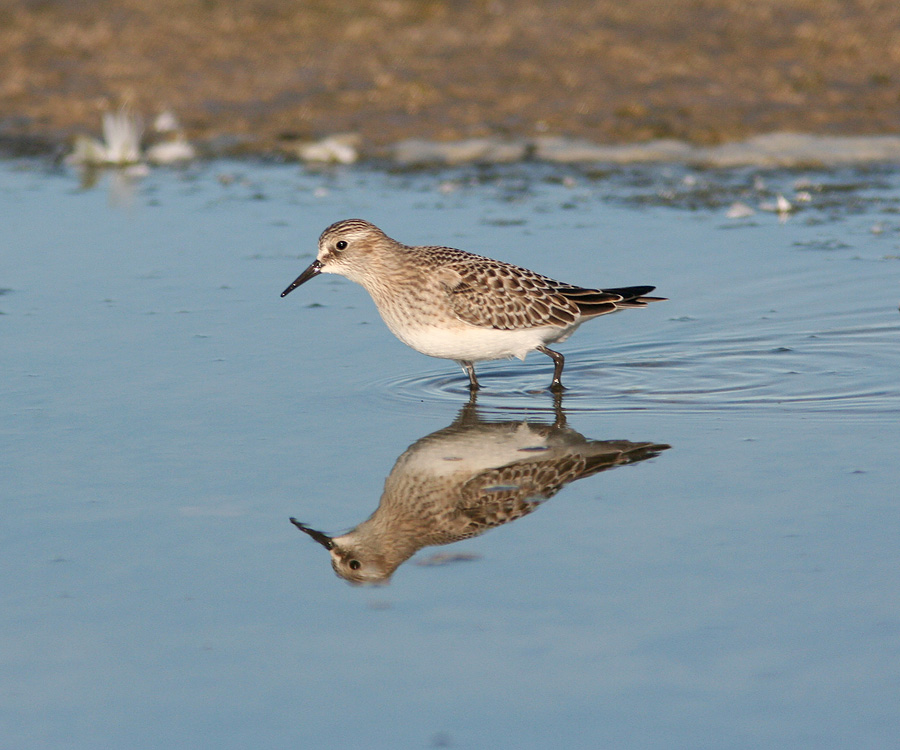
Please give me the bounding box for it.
[368,316,900,420]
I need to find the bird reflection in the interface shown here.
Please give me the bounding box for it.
[292,397,669,585]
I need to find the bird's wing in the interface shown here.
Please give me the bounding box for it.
[454,454,587,530]
[429,248,618,330]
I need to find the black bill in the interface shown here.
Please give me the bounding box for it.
[281,259,322,297]
[289,517,335,550]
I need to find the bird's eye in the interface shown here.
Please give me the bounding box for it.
[335,240,348,251]
[348,559,361,570]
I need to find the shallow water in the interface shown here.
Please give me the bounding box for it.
[3,159,899,749]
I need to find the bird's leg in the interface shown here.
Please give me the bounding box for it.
[550,388,567,428]
[456,389,480,423]
[459,360,480,391]
[537,346,566,391]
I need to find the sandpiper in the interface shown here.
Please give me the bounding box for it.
[281,219,664,390]
[291,401,669,584]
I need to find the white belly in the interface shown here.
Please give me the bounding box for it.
[387,321,573,362]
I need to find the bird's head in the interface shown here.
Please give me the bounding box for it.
[281,219,393,296]
[290,518,394,585]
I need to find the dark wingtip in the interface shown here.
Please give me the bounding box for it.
[602,285,657,299]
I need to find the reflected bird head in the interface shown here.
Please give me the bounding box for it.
[290,518,393,585]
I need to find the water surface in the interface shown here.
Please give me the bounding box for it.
[3,159,899,749]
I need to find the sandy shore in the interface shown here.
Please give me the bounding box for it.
[2,0,899,158]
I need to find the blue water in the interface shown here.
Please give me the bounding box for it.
[2,159,899,749]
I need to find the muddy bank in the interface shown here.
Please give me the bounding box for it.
[2,0,899,158]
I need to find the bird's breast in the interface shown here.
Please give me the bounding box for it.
[362,275,577,361]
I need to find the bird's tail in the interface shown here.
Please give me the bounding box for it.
[602,285,667,308]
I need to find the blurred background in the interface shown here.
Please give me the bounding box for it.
[2,0,900,156]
